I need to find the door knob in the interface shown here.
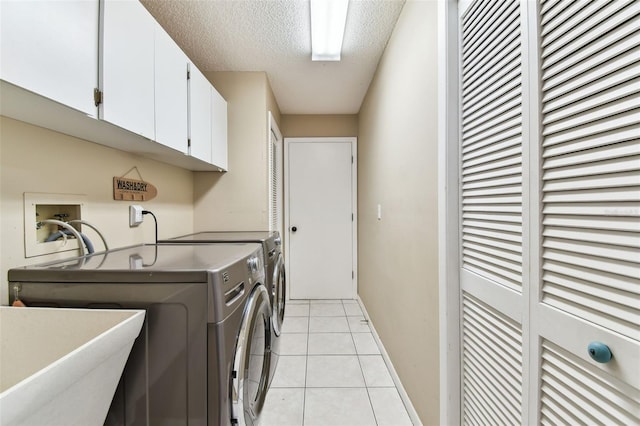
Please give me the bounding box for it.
[291,226,297,232]
[587,341,612,363]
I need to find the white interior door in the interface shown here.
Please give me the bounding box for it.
[269,112,284,238]
[450,0,640,424]
[285,138,356,300]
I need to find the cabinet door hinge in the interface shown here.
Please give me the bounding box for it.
[93,88,103,107]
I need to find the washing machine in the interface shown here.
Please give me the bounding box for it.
[159,231,286,384]
[8,243,272,426]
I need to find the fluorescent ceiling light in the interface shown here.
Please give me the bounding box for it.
[310,0,349,61]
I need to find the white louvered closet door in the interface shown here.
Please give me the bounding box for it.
[458,0,640,424]
[269,123,284,238]
[459,0,527,424]
[535,0,640,423]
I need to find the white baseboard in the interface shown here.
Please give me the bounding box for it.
[356,295,423,426]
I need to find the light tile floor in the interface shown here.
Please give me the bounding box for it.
[260,299,414,426]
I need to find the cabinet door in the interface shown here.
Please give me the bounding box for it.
[155,24,188,153]
[188,64,212,164]
[0,0,98,116]
[211,87,228,171]
[101,0,155,139]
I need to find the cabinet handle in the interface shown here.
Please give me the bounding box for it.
[587,341,612,363]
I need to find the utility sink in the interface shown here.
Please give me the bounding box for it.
[0,306,144,426]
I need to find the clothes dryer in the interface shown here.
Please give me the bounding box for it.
[8,243,272,426]
[159,231,286,385]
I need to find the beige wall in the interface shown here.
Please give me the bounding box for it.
[193,72,281,231]
[357,2,439,424]
[0,116,194,304]
[281,114,358,137]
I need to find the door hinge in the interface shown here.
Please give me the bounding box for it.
[187,138,191,148]
[93,88,103,107]
[351,155,354,164]
[352,213,354,221]
[187,70,191,80]
[352,271,355,279]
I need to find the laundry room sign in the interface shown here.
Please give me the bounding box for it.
[113,167,157,201]
[113,177,158,201]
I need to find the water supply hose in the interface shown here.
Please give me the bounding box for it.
[45,230,95,254]
[37,219,86,257]
[67,219,109,251]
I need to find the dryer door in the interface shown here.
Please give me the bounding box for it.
[230,284,272,426]
[272,253,286,337]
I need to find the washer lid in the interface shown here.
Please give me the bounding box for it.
[161,231,278,244]
[8,243,262,283]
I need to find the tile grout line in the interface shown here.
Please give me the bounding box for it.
[344,299,381,426]
[355,296,421,425]
[282,300,404,425]
[301,304,310,426]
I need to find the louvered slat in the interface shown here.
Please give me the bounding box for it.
[539,0,567,26]
[540,0,640,340]
[542,1,640,75]
[543,201,640,218]
[463,143,521,170]
[540,340,640,425]
[462,127,520,158]
[543,45,640,103]
[543,226,638,247]
[543,171,640,192]
[543,259,638,294]
[543,186,640,203]
[540,0,609,49]
[544,140,640,169]
[461,0,522,294]
[463,66,520,129]
[462,293,523,425]
[462,1,518,68]
[463,69,520,124]
[543,125,639,158]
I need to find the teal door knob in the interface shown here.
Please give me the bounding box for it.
[587,341,612,363]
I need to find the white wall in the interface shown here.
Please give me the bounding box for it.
[0,116,194,304]
[357,2,440,424]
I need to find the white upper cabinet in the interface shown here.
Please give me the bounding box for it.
[188,64,213,164]
[0,0,99,117]
[100,0,155,140]
[211,87,228,171]
[154,24,189,153]
[0,0,227,171]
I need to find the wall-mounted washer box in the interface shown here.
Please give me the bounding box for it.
[24,192,87,258]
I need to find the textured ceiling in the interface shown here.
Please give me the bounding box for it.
[141,0,405,114]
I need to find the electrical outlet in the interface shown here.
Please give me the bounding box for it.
[129,254,144,269]
[129,205,144,227]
